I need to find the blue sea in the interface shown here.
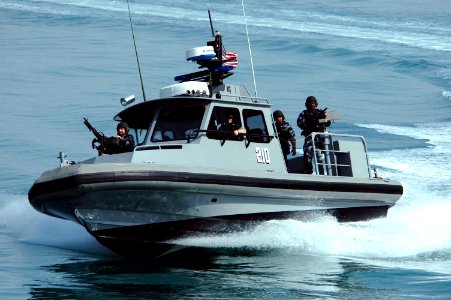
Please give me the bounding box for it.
[1,0,451,298]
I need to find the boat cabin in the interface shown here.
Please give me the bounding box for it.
[86,33,374,179]
[102,81,288,174]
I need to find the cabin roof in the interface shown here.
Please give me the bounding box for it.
[114,97,213,129]
[114,85,272,129]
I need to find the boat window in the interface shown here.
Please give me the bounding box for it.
[207,106,243,141]
[132,128,148,146]
[151,106,205,142]
[243,109,270,143]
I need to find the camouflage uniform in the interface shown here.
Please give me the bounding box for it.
[275,120,296,161]
[297,108,330,173]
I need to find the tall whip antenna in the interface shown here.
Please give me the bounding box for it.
[126,0,147,101]
[208,9,215,37]
[241,0,257,97]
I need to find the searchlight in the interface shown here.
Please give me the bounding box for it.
[120,95,135,106]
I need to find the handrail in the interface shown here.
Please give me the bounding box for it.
[215,93,270,104]
[186,129,274,144]
[310,132,372,178]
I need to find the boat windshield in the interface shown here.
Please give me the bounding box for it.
[151,105,205,142]
[132,128,148,146]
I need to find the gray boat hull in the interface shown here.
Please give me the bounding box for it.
[29,163,402,257]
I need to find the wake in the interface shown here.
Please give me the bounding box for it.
[0,193,110,255]
[172,190,451,259]
[174,123,451,260]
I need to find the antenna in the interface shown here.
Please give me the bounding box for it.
[241,0,257,97]
[208,9,215,37]
[126,0,147,101]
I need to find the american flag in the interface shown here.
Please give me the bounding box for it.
[223,52,238,68]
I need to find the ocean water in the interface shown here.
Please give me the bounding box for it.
[1,0,451,299]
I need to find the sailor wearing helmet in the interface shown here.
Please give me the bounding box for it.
[297,96,331,174]
[273,110,296,163]
[113,121,135,153]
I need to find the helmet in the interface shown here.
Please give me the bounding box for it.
[117,121,129,131]
[273,110,284,119]
[305,96,318,108]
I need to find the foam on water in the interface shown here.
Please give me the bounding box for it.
[170,190,451,269]
[358,122,451,193]
[173,194,451,259]
[172,122,451,261]
[443,90,451,100]
[0,193,110,255]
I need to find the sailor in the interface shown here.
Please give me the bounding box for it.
[297,96,331,174]
[218,114,246,139]
[273,110,296,163]
[111,121,135,153]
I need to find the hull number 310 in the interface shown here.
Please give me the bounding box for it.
[255,147,270,164]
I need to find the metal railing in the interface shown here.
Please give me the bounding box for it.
[311,132,372,178]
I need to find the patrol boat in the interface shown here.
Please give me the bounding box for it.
[28,28,403,257]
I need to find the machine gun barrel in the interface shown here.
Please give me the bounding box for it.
[83,118,103,140]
